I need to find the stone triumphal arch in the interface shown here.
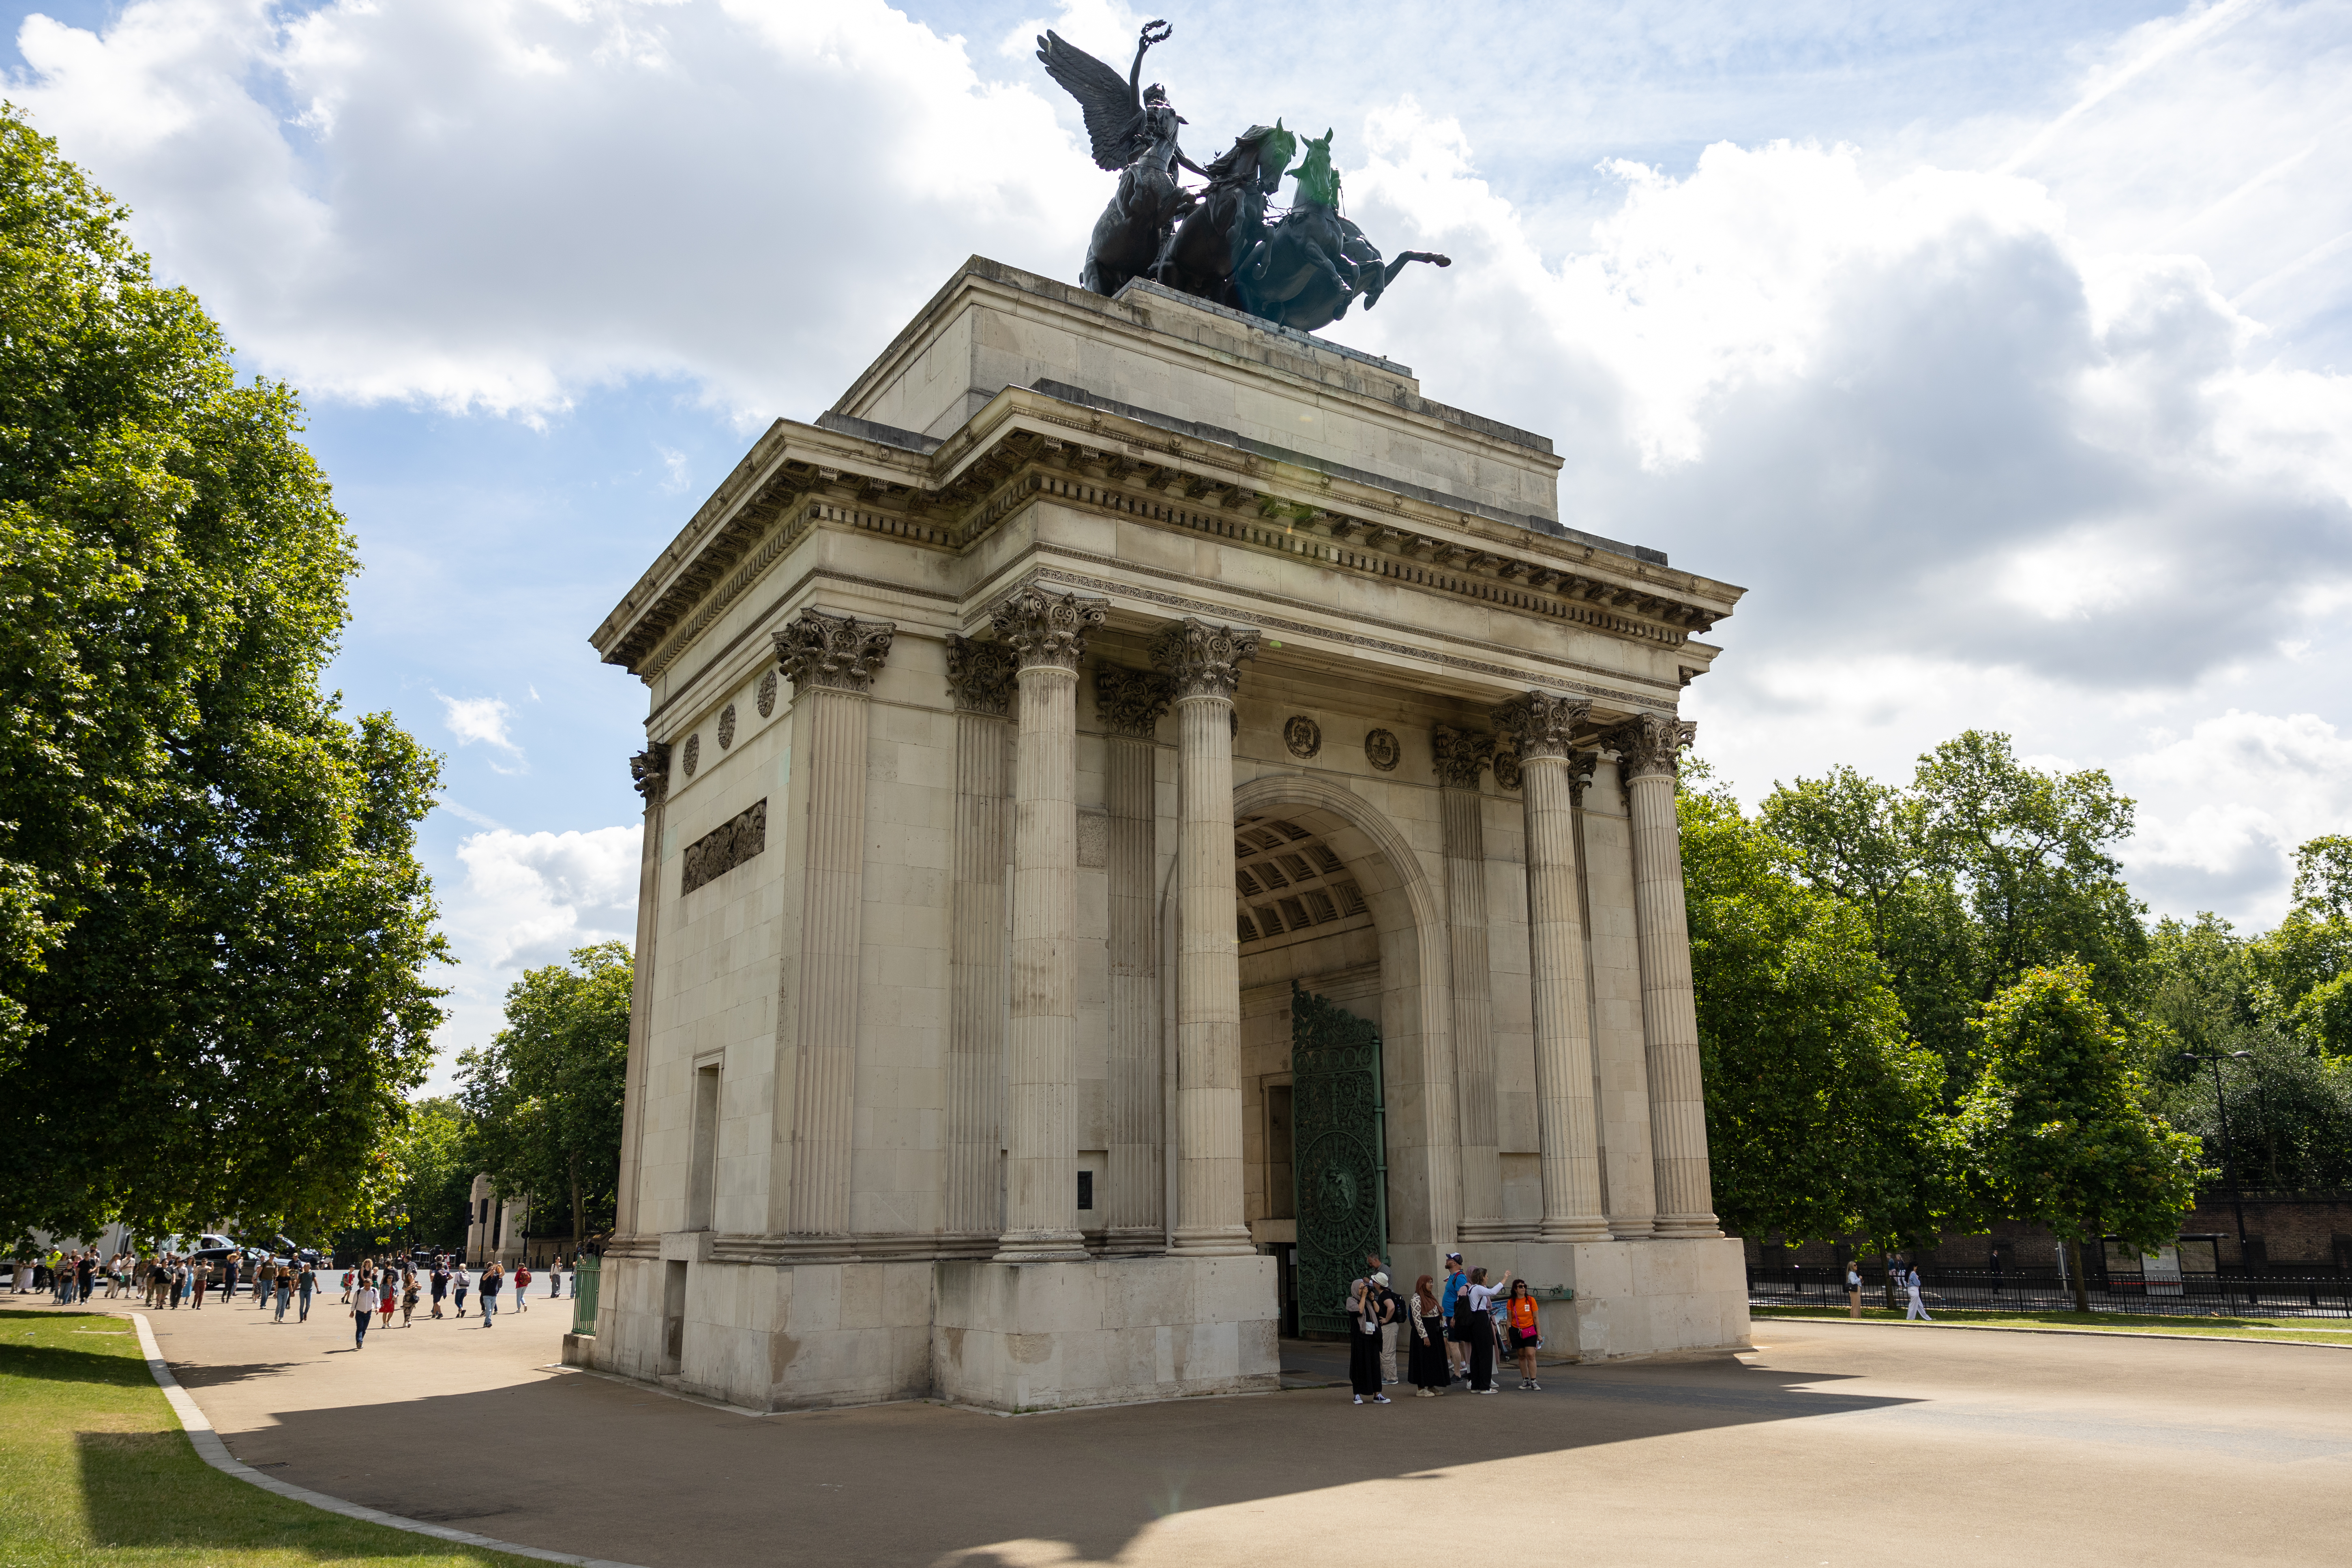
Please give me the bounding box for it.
[584,257,1752,1411]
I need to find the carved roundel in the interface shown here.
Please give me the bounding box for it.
[717,703,737,751]
[756,669,778,718]
[1493,750,1523,792]
[1364,728,1400,772]
[682,733,701,778]
[1283,715,1322,760]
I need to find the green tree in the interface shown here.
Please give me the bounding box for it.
[1955,962,2205,1310]
[0,106,446,1249]
[459,942,632,1251]
[1680,782,1952,1252]
[2158,1028,2352,1191]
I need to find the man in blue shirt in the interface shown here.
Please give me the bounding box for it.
[1440,1252,1469,1381]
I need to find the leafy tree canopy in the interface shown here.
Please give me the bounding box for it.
[458,942,631,1249]
[0,105,446,1249]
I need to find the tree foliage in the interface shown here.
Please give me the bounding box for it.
[459,943,632,1248]
[1679,783,1950,1251]
[0,106,446,1248]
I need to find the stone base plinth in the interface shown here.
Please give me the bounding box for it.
[1482,1236,1751,1361]
[561,1332,594,1366]
[933,1255,1281,1413]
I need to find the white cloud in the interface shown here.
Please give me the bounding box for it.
[437,693,527,773]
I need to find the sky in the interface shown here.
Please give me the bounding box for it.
[6,0,2350,1091]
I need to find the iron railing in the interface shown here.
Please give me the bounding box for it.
[570,1253,600,1336]
[1748,1261,2352,1318]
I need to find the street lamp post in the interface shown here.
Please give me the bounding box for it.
[2181,1049,2254,1294]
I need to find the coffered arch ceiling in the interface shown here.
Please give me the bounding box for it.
[1233,815,1375,952]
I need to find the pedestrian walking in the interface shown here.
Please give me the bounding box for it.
[1407,1275,1449,1396]
[339,1267,353,1304]
[1846,1261,1863,1319]
[1905,1266,1932,1322]
[352,1278,378,1349]
[1458,1267,1513,1392]
[512,1263,530,1311]
[1504,1279,1543,1390]
[1441,1253,1469,1381]
[453,1265,470,1317]
[274,1268,293,1322]
[549,1263,562,1299]
[169,1262,187,1310]
[378,1270,397,1330]
[430,1264,448,1319]
[191,1261,208,1309]
[1345,1279,1389,1405]
[480,1263,503,1327]
[297,1263,315,1322]
[401,1272,420,1326]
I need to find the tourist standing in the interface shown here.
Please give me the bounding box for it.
[480,1263,503,1327]
[1846,1261,1863,1319]
[1458,1268,1513,1393]
[1345,1279,1388,1405]
[297,1263,315,1322]
[190,1259,208,1310]
[1504,1279,1542,1390]
[352,1277,378,1349]
[1441,1253,1469,1380]
[1407,1275,1449,1397]
[453,1264,471,1317]
[1904,1266,1932,1322]
[512,1263,530,1312]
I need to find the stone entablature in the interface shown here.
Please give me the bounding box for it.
[587,256,1751,1414]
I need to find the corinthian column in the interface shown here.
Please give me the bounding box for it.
[946,637,1018,1240]
[990,586,1106,1262]
[613,742,670,1240]
[1154,618,1261,1258]
[774,608,895,1236]
[1616,712,1721,1238]
[1491,691,1610,1243]
[1097,666,1173,1253]
[1434,724,1506,1243]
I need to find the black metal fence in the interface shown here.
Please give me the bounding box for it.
[1748,1261,2352,1319]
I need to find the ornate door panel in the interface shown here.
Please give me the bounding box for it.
[1289,981,1387,1336]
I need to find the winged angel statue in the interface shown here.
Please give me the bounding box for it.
[1036,19,1449,334]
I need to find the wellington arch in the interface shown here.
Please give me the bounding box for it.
[581,257,1752,1412]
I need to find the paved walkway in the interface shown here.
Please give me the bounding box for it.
[30,1287,2351,1566]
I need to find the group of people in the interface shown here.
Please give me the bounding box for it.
[1342,1252,1547,1405]
[341,1255,543,1347]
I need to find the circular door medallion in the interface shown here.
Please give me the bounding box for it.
[756,669,778,717]
[1493,750,1523,791]
[717,703,737,750]
[1364,728,1400,772]
[1284,715,1322,759]
[682,733,701,778]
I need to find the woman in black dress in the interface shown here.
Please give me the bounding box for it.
[1346,1278,1390,1404]
[1460,1266,1514,1392]
[1407,1274,1449,1396]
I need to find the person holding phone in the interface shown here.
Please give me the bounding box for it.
[1458,1268,1513,1393]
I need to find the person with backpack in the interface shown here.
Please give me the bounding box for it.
[512,1263,531,1312]
[453,1264,471,1317]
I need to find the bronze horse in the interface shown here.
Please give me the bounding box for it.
[1233,129,1449,334]
[1151,122,1296,307]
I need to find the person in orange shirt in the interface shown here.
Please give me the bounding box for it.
[1504,1278,1543,1390]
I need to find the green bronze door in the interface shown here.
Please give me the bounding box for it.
[1289,981,1388,1337]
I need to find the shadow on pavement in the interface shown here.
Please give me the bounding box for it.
[218,1346,1911,1568]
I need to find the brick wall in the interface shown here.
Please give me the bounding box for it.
[1737,1191,2352,1272]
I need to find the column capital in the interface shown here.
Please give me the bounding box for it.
[988,585,1107,672]
[1490,691,1591,761]
[1613,712,1696,781]
[629,742,671,806]
[1095,665,1174,738]
[775,607,896,695]
[1432,723,1494,789]
[1151,618,1260,701]
[946,634,1019,716]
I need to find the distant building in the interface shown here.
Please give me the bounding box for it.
[465,1173,529,1268]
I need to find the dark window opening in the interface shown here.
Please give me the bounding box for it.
[1077,1171,1094,1211]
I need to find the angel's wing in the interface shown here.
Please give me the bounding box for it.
[1036,30,1144,171]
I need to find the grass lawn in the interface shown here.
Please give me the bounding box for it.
[0,1309,538,1568]
[1751,1303,2352,1346]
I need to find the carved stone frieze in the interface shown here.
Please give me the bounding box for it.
[682,734,701,777]
[1095,665,1173,737]
[718,702,737,750]
[1283,715,1322,759]
[774,607,896,694]
[1492,749,1522,792]
[629,742,672,806]
[756,669,778,717]
[1151,618,1261,701]
[1431,723,1494,789]
[988,586,1106,672]
[681,798,768,896]
[1613,712,1697,781]
[1364,728,1400,772]
[1490,690,1591,761]
[947,635,1020,716]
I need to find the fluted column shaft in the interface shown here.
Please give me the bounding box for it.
[1158,619,1260,1258]
[772,609,896,1235]
[614,744,670,1239]
[1619,714,1721,1238]
[947,638,1017,1238]
[991,588,1104,1262]
[1495,692,1611,1243]
[1434,726,1505,1242]
[1099,668,1172,1251]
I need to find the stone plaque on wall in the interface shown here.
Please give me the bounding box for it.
[681,798,767,895]
[1076,808,1109,868]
